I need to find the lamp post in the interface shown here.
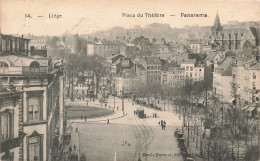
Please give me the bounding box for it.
[121,90,125,115]
[113,84,115,109]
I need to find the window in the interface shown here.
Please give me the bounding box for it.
[10,78,19,84]
[253,72,256,79]
[190,66,193,71]
[28,136,42,161]
[1,77,8,84]
[253,82,256,90]
[0,61,9,73]
[1,111,13,141]
[27,92,43,122]
[151,66,154,70]
[190,73,193,77]
[29,62,40,73]
[147,66,150,70]
[154,66,157,70]
[186,66,189,71]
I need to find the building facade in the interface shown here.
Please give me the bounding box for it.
[87,42,120,57]
[0,33,65,161]
[232,55,260,116]
[213,57,234,102]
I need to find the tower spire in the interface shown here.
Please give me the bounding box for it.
[213,12,221,28]
[211,12,223,36]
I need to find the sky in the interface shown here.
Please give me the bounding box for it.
[0,0,260,36]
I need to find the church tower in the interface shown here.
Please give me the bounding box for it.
[211,12,223,36]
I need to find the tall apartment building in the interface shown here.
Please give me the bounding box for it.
[86,42,120,57]
[213,57,234,102]
[232,55,260,117]
[167,67,185,87]
[0,33,65,161]
[180,59,204,82]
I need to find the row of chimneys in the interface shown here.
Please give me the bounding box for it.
[0,34,30,55]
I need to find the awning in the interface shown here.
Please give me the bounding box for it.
[229,98,235,103]
[247,106,256,112]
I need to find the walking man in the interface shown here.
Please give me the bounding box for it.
[163,120,166,130]
[84,115,87,122]
[69,146,72,155]
[107,118,110,124]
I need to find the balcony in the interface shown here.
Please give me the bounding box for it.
[22,66,48,74]
[1,131,26,152]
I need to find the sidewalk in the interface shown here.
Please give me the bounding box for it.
[64,120,80,161]
[67,96,127,123]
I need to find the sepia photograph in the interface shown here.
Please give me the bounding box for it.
[0,0,260,161]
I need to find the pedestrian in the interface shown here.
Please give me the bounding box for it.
[71,153,75,161]
[105,103,107,107]
[163,120,166,130]
[158,121,160,126]
[107,118,110,124]
[75,154,78,161]
[80,154,86,161]
[84,116,87,122]
[69,146,72,155]
[73,145,76,150]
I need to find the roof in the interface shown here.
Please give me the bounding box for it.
[217,57,233,69]
[189,39,203,44]
[249,27,259,39]
[161,62,177,71]
[107,54,125,64]
[207,52,219,62]
[146,56,161,65]
[120,69,137,78]
[180,59,196,64]
[168,66,185,71]
[136,63,145,70]
[216,57,233,76]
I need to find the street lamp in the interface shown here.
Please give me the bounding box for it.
[121,90,125,115]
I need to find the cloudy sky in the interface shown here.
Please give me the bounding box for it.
[1,0,260,36]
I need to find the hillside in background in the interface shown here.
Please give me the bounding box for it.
[85,21,260,42]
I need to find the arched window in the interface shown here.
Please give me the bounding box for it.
[0,61,9,73]
[29,61,40,73]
